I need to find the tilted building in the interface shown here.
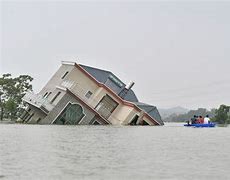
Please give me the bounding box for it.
[20,61,163,126]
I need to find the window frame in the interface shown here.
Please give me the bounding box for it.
[85,91,93,99]
[95,94,119,119]
[61,71,69,79]
[51,91,61,104]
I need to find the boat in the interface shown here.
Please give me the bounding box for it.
[184,123,216,128]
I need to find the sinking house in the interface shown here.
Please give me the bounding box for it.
[20,61,163,126]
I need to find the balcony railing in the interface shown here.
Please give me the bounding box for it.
[22,92,54,113]
[96,106,112,119]
[61,81,92,103]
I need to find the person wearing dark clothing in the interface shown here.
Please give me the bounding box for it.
[191,115,197,124]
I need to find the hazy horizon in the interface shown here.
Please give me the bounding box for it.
[1,1,230,109]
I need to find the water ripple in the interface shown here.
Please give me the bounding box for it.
[0,123,229,180]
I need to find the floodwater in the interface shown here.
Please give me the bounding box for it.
[0,123,229,180]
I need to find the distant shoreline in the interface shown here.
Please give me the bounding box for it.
[0,119,15,124]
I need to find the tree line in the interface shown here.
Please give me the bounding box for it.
[164,105,230,124]
[0,74,33,121]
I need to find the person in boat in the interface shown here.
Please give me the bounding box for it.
[201,116,204,124]
[191,115,197,124]
[197,116,203,124]
[204,115,210,124]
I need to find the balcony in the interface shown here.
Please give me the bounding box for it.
[61,81,92,103]
[22,92,54,113]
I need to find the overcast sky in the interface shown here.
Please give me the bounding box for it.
[1,1,230,109]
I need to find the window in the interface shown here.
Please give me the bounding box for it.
[37,118,42,123]
[43,92,52,98]
[51,91,61,104]
[26,113,34,123]
[21,111,29,120]
[85,91,93,99]
[62,71,69,79]
[43,92,48,98]
[108,74,123,88]
[47,92,52,98]
[142,120,150,126]
[129,115,139,125]
[95,95,118,119]
[53,103,85,125]
[92,120,100,125]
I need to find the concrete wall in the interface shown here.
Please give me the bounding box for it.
[40,92,97,125]
[121,108,140,125]
[39,64,74,101]
[48,88,66,106]
[63,66,100,109]
[108,105,134,125]
[25,106,47,124]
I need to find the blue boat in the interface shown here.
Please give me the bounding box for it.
[184,123,216,128]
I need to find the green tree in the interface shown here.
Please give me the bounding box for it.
[0,91,4,120]
[0,74,33,121]
[212,105,230,124]
[5,98,17,120]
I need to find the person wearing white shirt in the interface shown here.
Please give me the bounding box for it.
[204,115,210,124]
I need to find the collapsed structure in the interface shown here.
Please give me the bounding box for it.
[20,61,163,126]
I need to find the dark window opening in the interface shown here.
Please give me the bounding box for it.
[51,92,61,104]
[129,115,139,125]
[85,91,93,99]
[43,92,48,98]
[37,118,42,123]
[26,113,34,123]
[24,113,30,121]
[62,71,69,79]
[22,108,32,121]
[21,110,30,120]
[20,112,27,120]
[47,92,52,98]
[142,120,150,126]
[93,120,100,125]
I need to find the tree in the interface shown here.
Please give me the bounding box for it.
[0,91,4,120]
[5,98,17,120]
[212,105,230,124]
[0,74,33,121]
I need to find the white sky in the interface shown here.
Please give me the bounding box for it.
[1,1,230,109]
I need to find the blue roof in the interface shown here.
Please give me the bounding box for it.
[80,64,139,102]
[134,102,164,125]
[80,64,163,125]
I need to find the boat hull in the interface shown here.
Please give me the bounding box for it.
[184,123,216,128]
